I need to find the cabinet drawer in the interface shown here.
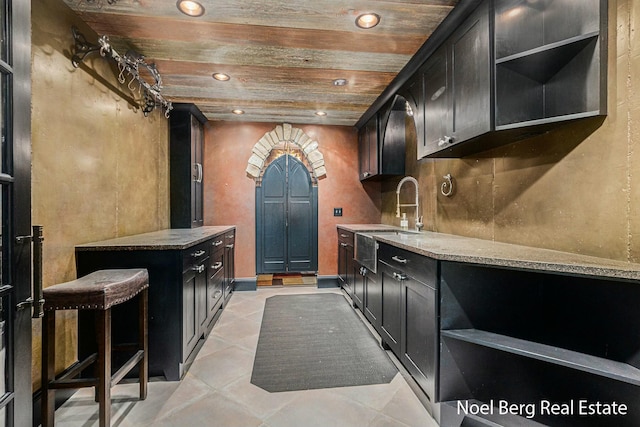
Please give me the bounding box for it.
[209,235,225,256]
[224,230,235,249]
[378,243,437,288]
[183,241,210,272]
[338,229,354,245]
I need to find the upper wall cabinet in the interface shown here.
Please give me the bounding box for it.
[405,0,607,158]
[170,103,207,228]
[418,0,492,159]
[494,0,607,129]
[358,96,406,181]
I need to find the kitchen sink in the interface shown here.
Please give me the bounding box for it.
[355,230,420,273]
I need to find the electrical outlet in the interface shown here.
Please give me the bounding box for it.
[333,207,343,216]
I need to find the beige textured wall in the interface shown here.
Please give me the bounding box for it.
[31,0,170,388]
[383,1,640,263]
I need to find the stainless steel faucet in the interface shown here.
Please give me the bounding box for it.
[396,176,423,231]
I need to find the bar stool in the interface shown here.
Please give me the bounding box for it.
[41,269,149,427]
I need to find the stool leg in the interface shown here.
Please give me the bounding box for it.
[138,288,148,400]
[41,310,56,427]
[97,308,112,427]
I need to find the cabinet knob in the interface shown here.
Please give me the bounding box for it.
[392,272,407,281]
[438,136,453,147]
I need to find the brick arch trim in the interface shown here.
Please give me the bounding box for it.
[245,123,326,180]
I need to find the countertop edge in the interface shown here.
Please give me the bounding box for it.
[75,226,236,251]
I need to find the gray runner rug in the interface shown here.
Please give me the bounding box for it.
[250,293,398,392]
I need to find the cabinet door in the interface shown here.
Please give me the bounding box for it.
[450,0,491,144]
[344,243,355,296]
[379,261,402,355]
[421,44,450,158]
[402,277,437,401]
[196,258,208,332]
[224,231,235,303]
[352,263,364,309]
[182,269,199,359]
[358,116,378,180]
[364,269,382,332]
[338,241,348,286]
[208,252,224,326]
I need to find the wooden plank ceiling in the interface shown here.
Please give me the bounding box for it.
[64,0,457,126]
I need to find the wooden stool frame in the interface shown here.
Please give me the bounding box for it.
[41,287,148,427]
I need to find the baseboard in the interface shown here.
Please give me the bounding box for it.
[234,277,257,291]
[317,275,340,288]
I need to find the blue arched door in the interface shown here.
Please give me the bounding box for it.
[256,154,318,274]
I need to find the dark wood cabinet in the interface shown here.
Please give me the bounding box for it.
[378,242,439,402]
[378,261,402,356]
[352,263,365,309]
[358,104,405,181]
[170,103,208,228]
[419,0,492,158]
[75,227,235,381]
[384,0,607,159]
[363,266,382,331]
[223,230,236,303]
[494,0,606,129]
[182,242,210,359]
[439,261,640,426]
[358,116,379,180]
[337,229,354,296]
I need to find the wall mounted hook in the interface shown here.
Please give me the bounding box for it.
[441,173,454,197]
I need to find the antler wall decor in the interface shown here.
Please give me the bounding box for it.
[70,26,173,118]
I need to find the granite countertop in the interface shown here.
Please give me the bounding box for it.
[76,226,236,251]
[368,230,640,282]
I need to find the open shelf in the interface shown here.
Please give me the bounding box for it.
[496,32,599,84]
[442,329,640,387]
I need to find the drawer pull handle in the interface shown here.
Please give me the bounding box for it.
[392,272,407,281]
[340,234,349,238]
[212,240,223,246]
[391,256,407,264]
[213,291,222,299]
[192,250,206,257]
[226,234,234,239]
[226,244,234,249]
[193,264,205,273]
[212,261,223,270]
[340,242,348,247]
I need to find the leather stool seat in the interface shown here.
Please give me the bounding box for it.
[43,269,149,311]
[41,268,149,427]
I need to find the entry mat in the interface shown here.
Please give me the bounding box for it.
[250,293,398,392]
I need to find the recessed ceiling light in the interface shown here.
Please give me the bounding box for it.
[232,109,245,115]
[177,0,205,17]
[212,73,230,81]
[355,13,380,29]
[315,111,327,117]
[333,78,348,86]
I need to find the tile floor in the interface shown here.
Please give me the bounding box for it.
[52,286,438,427]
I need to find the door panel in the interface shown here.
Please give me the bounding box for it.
[256,154,317,274]
[7,0,33,424]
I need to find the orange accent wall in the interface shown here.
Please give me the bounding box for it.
[203,122,381,279]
